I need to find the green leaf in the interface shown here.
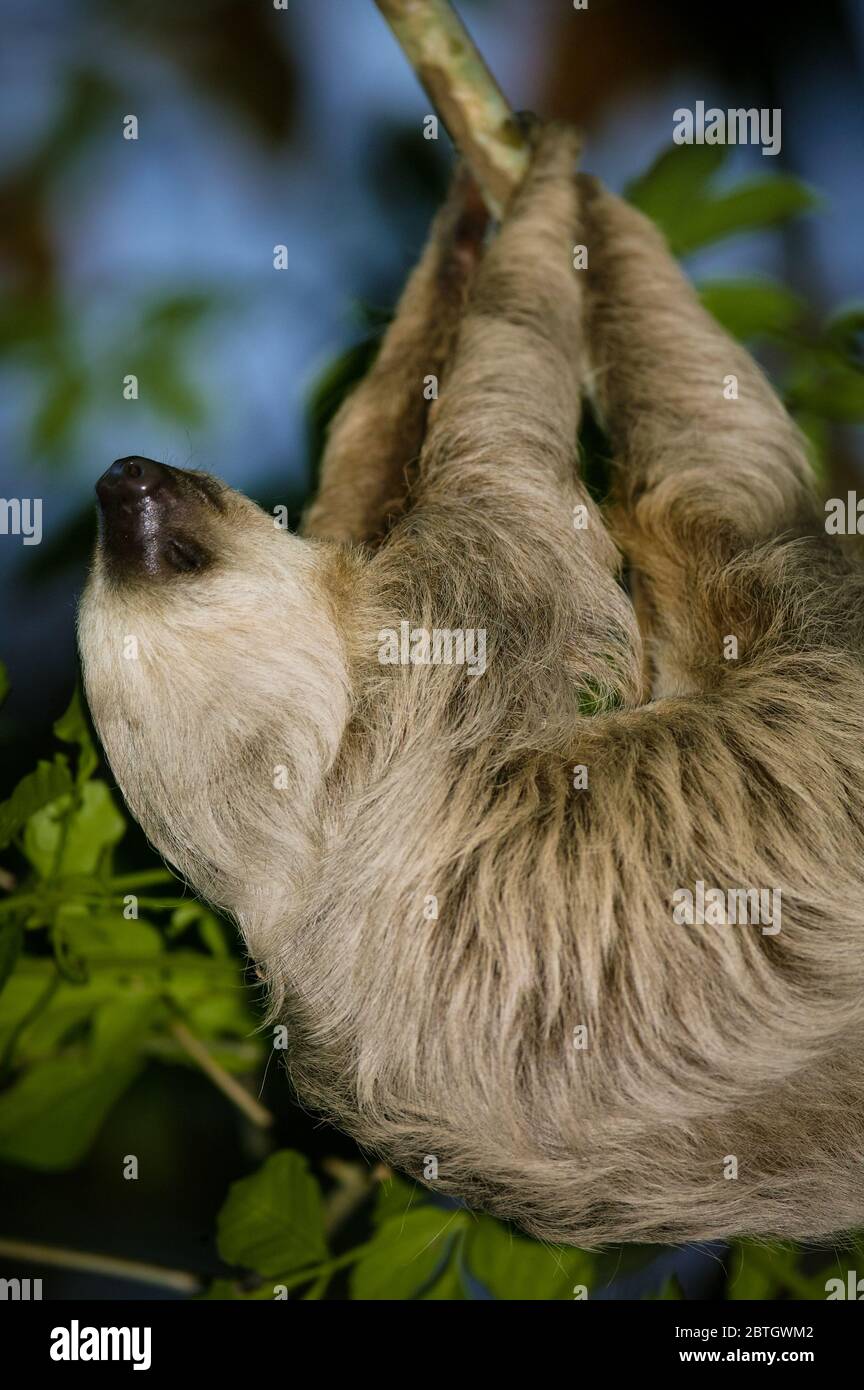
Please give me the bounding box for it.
[0,920,23,996]
[0,956,249,1075]
[626,142,728,222]
[167,903,199,938]
[54,686,99,784]
[175,996,259,1052]
[626,145,817,256]
[373,1172,425,1225]
[350,1206,466,1300]
[165,963,259,1048]
[823,306,864,358]
[726,1241,787,1300]
[0,756,73,849]
[668,177,817,256]
[200,1275,288,1301]
[200,1278,244,1301]
[793,412,830,484]
[217,1150,327,1278]
[0,967,117,1066]
[465,1217,593,1300]
[788,359,864,421]
[90,997,161,1059]
[306,335,381,474]
[140,292,216,335]
[30,366,88,454]
[0,1057,140,1168]
[23,779,125,878]
[169,902,230,956]
[699,279,805,341]
[0,971,60,1077]
[55,903,164,962]
[421,1256,466,1299]
[0,998,153,1169]
[196,910,230,956]
[134,351,205,426]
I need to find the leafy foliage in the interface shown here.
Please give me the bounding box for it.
[0,683,263,1170]
[204,1157,604,1301]
[625,143,818,256]
[218,1151,328,1277]
[3,287,223,465]
[201,1149,857,1301]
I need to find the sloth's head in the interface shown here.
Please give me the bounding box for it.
[78,457,352,950]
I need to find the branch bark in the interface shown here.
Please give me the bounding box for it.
[373,0,529,217]
[0,1237,202,1294]
[169,1019,274,1129]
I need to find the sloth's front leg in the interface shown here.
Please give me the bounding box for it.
[386,123,642,714]
[302,165,488,546]
[578,176,824,694]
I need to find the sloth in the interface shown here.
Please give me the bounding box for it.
[78,124,864,1247]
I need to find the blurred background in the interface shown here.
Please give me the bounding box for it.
[0,0,862,1301]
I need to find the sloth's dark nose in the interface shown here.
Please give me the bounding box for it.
[96,456,175,508]
[95,456,210,579]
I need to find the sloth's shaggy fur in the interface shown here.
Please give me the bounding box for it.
[79,126,864,1246]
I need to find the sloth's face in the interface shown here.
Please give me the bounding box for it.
[78,458,350,939]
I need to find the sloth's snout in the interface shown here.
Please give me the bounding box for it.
[96,456,212,579]
[96,455,173,507]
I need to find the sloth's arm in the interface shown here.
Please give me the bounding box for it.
[302,167,488,545]
[578,178,825,691]
[416,123,588,509]
[391,123,642,707]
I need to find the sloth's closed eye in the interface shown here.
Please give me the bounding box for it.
[164,535,210,573]
[186,475,227,513]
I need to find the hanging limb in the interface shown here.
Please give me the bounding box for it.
[304,163,489,543]
[373,0,529,217]
[307,0,533,545]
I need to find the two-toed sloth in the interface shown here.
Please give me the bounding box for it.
[79,125,864,1247]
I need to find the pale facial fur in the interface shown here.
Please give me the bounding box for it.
[79,467,352,963]
[79,128,864,1247]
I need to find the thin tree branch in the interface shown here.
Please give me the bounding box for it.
[169,1019,274,1129]
[320,1157,391,1235]
[373,0,529,217]
[0,1237,202,1294]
